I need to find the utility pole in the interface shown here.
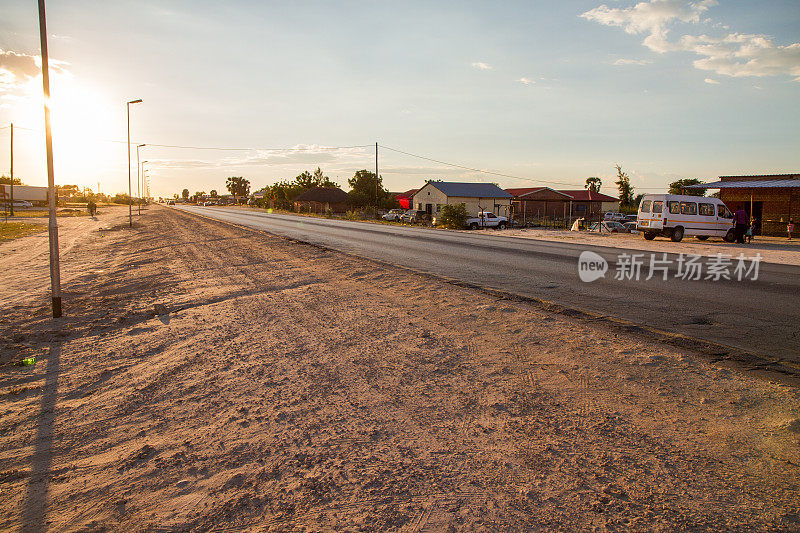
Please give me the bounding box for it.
[38,0,62,318]
[9,123,13,217]
[375,142,379,209]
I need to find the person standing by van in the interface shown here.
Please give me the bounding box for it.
[734,206,748,244]
[789,219,795,240]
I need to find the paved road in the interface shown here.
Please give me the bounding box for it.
[177,206,800,362]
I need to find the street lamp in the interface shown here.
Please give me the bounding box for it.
[137,143,146,216]
[127,99,142,227]
[141,162,149,207]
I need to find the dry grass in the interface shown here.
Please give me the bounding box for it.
[0,221,46,242]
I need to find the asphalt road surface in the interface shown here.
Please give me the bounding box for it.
[176,206,800,363]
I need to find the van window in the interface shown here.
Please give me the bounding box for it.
[699,203,714,216]
[717,204,733,218]
[668,201,680,214]
[680,202,697,215]
[640,200,651,213]
[652,201,663,214]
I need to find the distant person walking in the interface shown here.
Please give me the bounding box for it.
[734,205,748,244]
[789,220,795,240]
[87,199,97,217]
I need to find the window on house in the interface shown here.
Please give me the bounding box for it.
[436,204,442,212]
[577,204,586,212]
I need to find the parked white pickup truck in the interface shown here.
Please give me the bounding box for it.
[466,211,508,230]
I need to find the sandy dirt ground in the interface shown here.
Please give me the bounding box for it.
[1,205,799,532]
[492,227,800,266]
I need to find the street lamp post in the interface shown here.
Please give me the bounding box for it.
[141,162,148,207]
[127,99,142,227]
[38,0,62,318]
[136,144,146,216]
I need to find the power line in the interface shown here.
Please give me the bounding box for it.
[379,144,585,188]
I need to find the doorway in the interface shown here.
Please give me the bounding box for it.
[745,201,763,235]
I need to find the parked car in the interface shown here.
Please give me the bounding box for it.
[382,209,405,222]
[7,200,33,209]
[589,221,628,233]
[637,193,735,242]
[623,221,639,233]
[466,211,508,230]
[604,211,627,221]
[623,214,638,223]
[401,210,428,224]
[167,200,175,205]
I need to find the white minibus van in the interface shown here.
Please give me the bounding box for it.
[637,194,735,243]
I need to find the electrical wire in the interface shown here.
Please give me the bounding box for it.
[379,144,585,188]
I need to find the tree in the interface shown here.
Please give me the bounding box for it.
[634,193,644,207]
[193,191,206,203]
[0,175,22,185]
[210,189,218,198]
[614,165,634,208]
[348,169,393,208]
[182,189,190,200]
[438,203,468,229]
[226,176,250,204]
[585,177,601,193]
[668,178,705,196]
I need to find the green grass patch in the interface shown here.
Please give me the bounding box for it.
[0,222,47,242]
[0,209,92,218]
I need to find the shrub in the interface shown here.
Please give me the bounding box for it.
[361,206,377,220]
[325,208,334,218]
[345,210,359,220]
[438,203,468,229]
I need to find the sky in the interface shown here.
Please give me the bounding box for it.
[0,0,798,199]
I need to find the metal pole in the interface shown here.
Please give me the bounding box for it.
[126,99,141,226]
[137,144,141,216]
[9,123,13,216]
[375,142,379,209]
[38,0,62,318]
[127,102,132,226]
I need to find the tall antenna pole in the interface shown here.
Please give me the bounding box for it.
[38,0,62,318]
[375,142,379,209]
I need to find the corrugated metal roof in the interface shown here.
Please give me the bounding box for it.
[426,182,513,198]
[686,179,800,189]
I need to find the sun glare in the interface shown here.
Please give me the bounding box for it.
[17,71,119,190]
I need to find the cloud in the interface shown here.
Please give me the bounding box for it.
[613,58,653,65]
[582,1,800,81]
[471,62,492,70]
[517,77,535,85]
[704,77,719,84]
[0,49,69,94]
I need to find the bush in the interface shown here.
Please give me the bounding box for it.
[438,203,468,229]
[361,206,377,220]
[325,208,334,218]
[345,210,359,220]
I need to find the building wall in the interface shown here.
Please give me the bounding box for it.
[412,184,512,217]
[720,189,799,236]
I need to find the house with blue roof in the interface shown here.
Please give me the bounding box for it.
[411,181,513,219]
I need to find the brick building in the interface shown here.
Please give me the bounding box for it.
[505,187,618,220]
[686,174,800,236]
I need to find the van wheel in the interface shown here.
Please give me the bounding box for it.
[498,222,507,230]
[643,232,656,240]
[470,223,479,230]
[695,235,709,241]
[671,226,684,242]
[723,229,736,243]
